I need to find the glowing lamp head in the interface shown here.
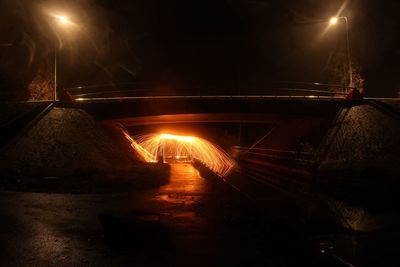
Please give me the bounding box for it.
[55,15,72,25]
[329,17,338,25]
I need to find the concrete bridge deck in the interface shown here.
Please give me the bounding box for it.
[68,95,350,121]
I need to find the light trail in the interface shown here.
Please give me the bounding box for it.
[123,131,235,177]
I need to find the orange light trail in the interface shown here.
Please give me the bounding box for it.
[123,131,235,177]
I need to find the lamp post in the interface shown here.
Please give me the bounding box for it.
[54,44,57,101]
[329,16,353,88]
[53,15,73,101]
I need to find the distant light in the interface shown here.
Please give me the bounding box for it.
[55,15,72,25]
[329,17,338,25]
[75,97,84,101]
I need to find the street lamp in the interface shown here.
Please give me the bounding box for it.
[329,17,339,25]
[53,14,73,101]
[329,16,353,88]
[55,15,71,25]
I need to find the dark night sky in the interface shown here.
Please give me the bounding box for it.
[1,0,400,96]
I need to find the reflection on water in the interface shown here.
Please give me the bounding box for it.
[153,164,207,204]
[159,164,206,194]
[331,199,400,232]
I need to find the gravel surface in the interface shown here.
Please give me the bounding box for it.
[320,104,400,171]
[0,107,169,192]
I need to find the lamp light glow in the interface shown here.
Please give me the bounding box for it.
[55,15,72,25]
[329,17,338,25]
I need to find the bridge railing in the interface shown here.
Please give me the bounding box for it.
[63,82,349,102]
[232,146,315,169]
[231,146,315,194]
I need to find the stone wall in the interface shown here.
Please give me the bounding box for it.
[319,104,400,172]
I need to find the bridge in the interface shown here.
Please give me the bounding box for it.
[70,95,348,119]
[55,89,400,200]
[5,87,399,200]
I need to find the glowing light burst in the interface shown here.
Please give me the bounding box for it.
[125,132,235,177]
[55,15,71,25]
[329,17,338,25]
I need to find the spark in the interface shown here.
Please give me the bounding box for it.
[123,132,235,177]
[122,131,155,163]
[160,133,194,142]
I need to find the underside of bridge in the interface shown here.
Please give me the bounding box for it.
[100,110,337,185]
[77,98,344,183]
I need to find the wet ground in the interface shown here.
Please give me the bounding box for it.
[3,164,399,266]
[0,164,281,266]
